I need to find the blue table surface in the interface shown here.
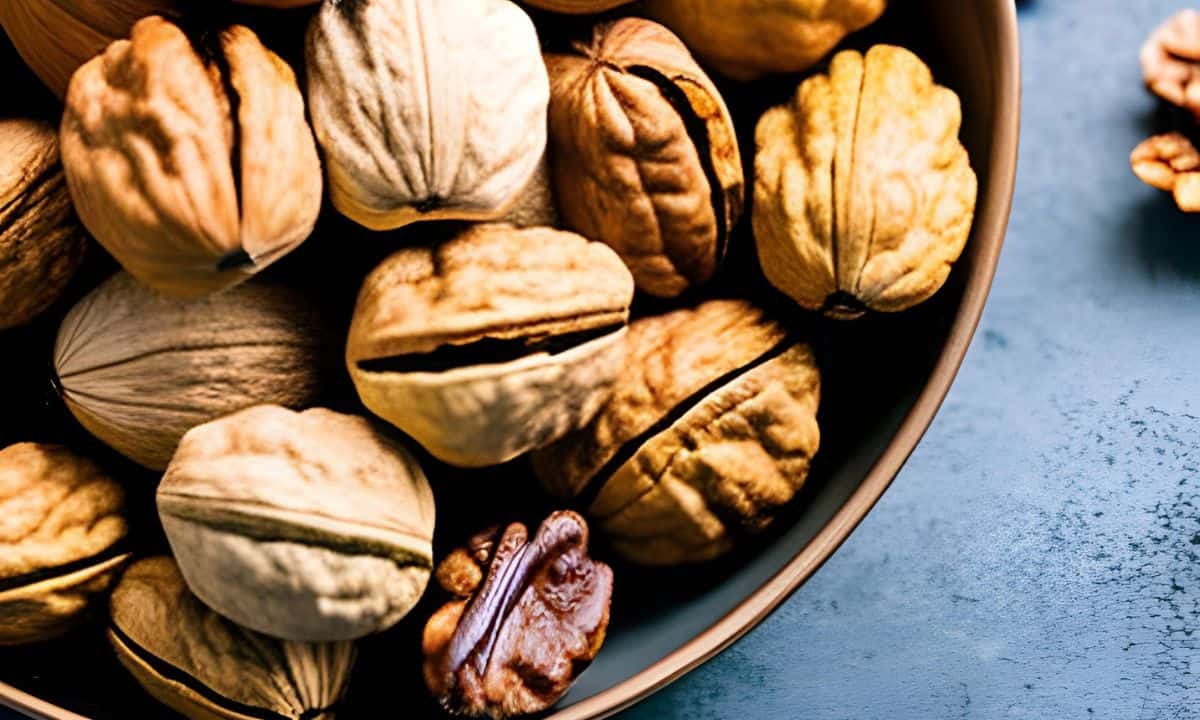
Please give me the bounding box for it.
[6,2,1198,720]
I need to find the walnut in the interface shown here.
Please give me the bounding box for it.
[0,118,86,330]
[643,0,887,80]
[0,0,183,99]
[306,0,549,230]
[1131,132,1200,212]
[546,17,743,298]
[522,0,631,12]
[1142,9,1200,120]
[533,300,821,566]
[423,512,612,718]
[754,45,976,319]
[61,16,322,298]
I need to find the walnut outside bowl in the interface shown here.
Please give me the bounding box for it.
[0,1,1018,719]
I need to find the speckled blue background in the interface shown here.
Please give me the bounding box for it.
[617,1,1200,717]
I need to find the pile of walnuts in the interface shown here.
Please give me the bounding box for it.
[0,1,977,718]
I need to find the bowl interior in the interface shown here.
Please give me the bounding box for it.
[0,1,1017,718]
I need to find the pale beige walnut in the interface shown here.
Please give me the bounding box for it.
[0,118,86,330]
[346,224,634,468]
[109,557,355,720]
[643,0,887,80]
[60,16,321,298]
[522,0,632,12]
[1142,9,1200,121]
[53,273,324,470]
[306,0,549,230]
[158,406,436,642]
[546,17,743,298]
[0,0,183,99]
[0,443,128,646]
[754,45,976,319]
[533,299,821,566]
[1131,132,1200,212]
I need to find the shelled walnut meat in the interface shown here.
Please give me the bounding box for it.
[1131,132,1200,211]
[0,118,87,331]
[53,273,325,470]
[109,557,356,720]
[1142,9,1200,121]
[423,512,612,718]
[546,17,743,298]
[158,406,436,642]
[522,0,632,14]
[0,443,128,646]
[346,224,635,468]
[534,300,821,566]
[306,0,549,230]
[61,16,322,298]
[754,45,976,319]
[643,0,887,80]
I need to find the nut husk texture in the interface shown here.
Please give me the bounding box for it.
[0,118,86,330]
[306,0,549,230]
[61,16,322,298]
[109,556,355,720]
[53,272,325,470]
[158,405,436,642]
[0,443,128,646]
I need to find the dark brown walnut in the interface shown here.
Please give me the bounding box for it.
[61,16,322,298]
[422,512,612,719]
[0,0,184,99]
[0,118,86,330]
[0,443,128,646]
[1142,9,1200,121]
[533,300,821,566]
[1131,132,1200,212]
[546,17,743,298]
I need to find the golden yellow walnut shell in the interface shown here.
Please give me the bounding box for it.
[0,118,86,330]
[0,0,183,99]
[53,273,325,470]
[110,557,355,720]
[306,0,549,230]
[0,443,128,646]
[643,0,887,80]
[753,45,976,319]
[533,300,821,566]
[61,16,322,298]
[546,17,743,298]
[522,0,632,13]
[347,224,634,467]
[1131,132,1200,212]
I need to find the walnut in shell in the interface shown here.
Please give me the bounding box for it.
[546,17,743,298]
[0,118,86,330]
[1142,9,1200,121]
[158,406,435,641]
[306,0,549,230]
[346,224,634,468]
[1131,132,1200,212]
[0,443,128,646]
[423,512,612,718]
[60,16,322,298]
[643,0,887,80]
[533,300,820,566]
[754,45,976,319]
[110,557,356,720]
[522,0,631,12]
[53,273,325,470]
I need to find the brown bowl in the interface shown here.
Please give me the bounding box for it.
[0,0,1018,718]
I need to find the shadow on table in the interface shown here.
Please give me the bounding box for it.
[1124,195,1200,283]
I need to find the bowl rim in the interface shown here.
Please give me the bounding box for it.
[0,3,1020,719]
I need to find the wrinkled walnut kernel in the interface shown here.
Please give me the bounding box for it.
[1131,132,1200,212]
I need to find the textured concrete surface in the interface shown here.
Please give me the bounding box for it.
[621,1,1200,718]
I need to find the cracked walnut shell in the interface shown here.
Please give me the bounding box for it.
[346,224,634,468]
[159,406,436,642]
[110,557,355,720]
[643,0,887,81]
[0,443,128,646]
[533,300,821,566]
[306,0,549,230]
[0,118,87,330]
[61,16,322,298]
[753,45,976,319]
[546,17,743,298]
[423,512,612,718]
[1131,132,1200,212]
[1142,9,1200,121]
